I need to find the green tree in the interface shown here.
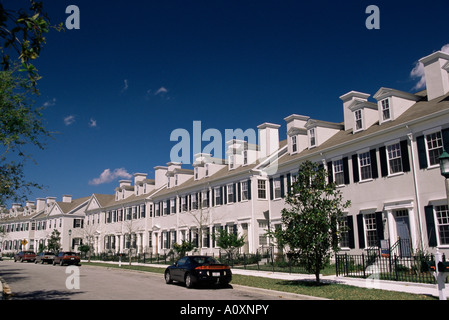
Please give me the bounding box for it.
[273,161,351,283]
[172,240,195,259]
[0,68,50,205]
[214,228,245,262]
[46,229,61,253]
[0,1,63,205]
[0,0,64,92]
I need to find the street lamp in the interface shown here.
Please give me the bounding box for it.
[439,151,449,179]
[68,229,72,250]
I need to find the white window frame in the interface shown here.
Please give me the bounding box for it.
[425,130,444,167]
[309,128,316,148]
[386,142,403,175]
[333,159,345,186]
[241,180,249,201]
[381,98,391,122]
[358,151,372,181]
[227,184,234,203]
[354,109,363,132]
[291,135,297,153]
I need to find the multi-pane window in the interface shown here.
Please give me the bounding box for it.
[333,159,345,186]
[241,181,249,200]
[170,199,176,213]
[227,184,234,203]
[214,187,222,205]
[365,213,378,247]
[359,152,372,180]
[258,180,266,199]
[192,194,198,210]
[338,217,350,248]
[435,205,449,245]
[202,190,209,208]
[387,143,402,174]
[426,131,444,166]
[381,99,390,121]
[292,135,297,153]
[181,197,187,211]
[309,128,316,147]
[354,109,363,131]
[273,178,281,199]
[243,150,248,165]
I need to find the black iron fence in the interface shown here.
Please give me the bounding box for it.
[335,252,443,284]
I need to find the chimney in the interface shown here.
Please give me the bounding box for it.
[153,166,168,189]
[62,195,72,203]
[36,198,45,212]
[26,200,35,208]
[119,180,131,188]
[419,51,449,100]
[12,203,21,210]
[339,91,370,131]
[133,173,147,185]
[46,197,56,207]
[257,122,280,159]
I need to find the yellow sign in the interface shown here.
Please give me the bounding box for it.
[21,239,28,246]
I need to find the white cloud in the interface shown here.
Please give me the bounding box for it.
[64,115,76,126]
[154,86,168,95]
[410,43,449,91]
[42,98,56,107]
[121,79,129,93]
[89,118,97,127]
[89,168,132,185]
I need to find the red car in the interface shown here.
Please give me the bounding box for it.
[53,251,81,266]
[14,251,36,263]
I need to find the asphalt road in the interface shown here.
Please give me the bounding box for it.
[0,260,316,301]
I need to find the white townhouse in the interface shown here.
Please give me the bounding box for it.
[267,50,449,257]
[0,195,89,253]
[2,49,449,258]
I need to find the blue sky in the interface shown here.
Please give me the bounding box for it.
[9,0,449,204]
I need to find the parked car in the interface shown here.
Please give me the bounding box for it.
[53,251,80,266]
[165,255,232,288]
[35,252,55,264]
[14,251,36,263]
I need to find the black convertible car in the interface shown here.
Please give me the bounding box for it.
[164,255,232,288]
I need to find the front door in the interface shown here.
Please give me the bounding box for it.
[395,210,411,257]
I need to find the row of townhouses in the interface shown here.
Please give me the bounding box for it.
[2,50,449,258]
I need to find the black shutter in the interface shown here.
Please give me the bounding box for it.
[370,149,379,179]
[347,216,355,249]
[417,135,428,169]
[211,188,215,207]
[269,178,274,200]
[234,183,238,202]
[400,140,411,173]
[357,214,365,249]
[280,175,285,198]
[379,146,389,177]
[442,128,449,152]
[352,154,360,183]
[247,179,252,200]
[286,173,291,194]
[375,212,384,245]
[425,205,438,247]
[327,161,333,183]
[343,157,350,185]
[237,182,241,202]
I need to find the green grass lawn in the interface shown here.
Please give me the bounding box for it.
[83,262,436,300]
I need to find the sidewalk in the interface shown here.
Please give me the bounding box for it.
[85,260,448,299]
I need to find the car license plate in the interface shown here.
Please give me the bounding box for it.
[71,257,74,260]
[212,272,220,277]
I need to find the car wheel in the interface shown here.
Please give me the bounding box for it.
[185,273,195,288]
[165,271,173,284]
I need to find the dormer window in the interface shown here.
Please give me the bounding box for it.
[243,150,248,165]
[194,167,199,180]
[205,164,209,177]
[381,99,391,121]
[309,128,316,147]
[167,176,170,188]
[175,174,178,186]
[292,135,297,153]
[354,110,363,131]
[229,155,235,169]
